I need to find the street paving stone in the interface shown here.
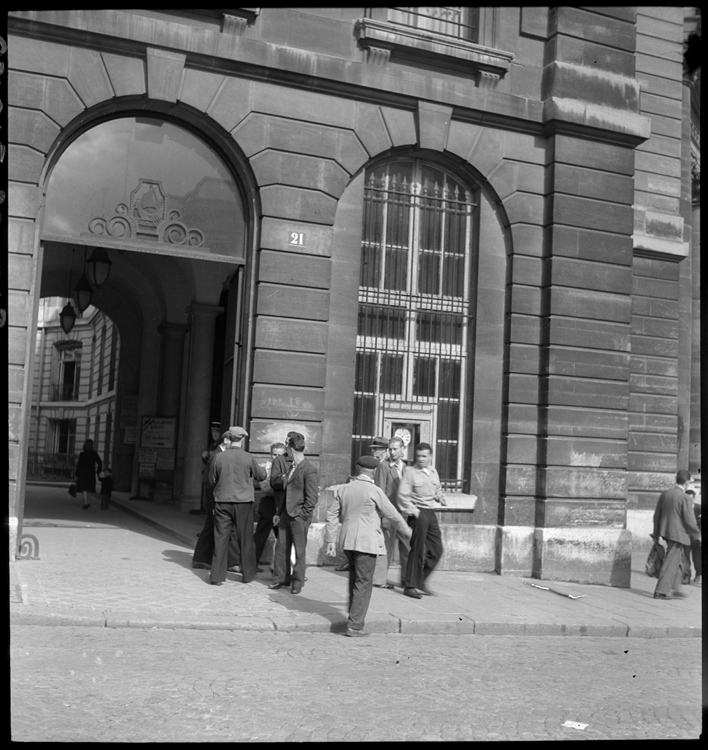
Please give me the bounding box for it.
[10,627,702,741]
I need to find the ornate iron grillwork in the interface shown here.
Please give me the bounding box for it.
[352,161,476,489]
[388,7,479,42]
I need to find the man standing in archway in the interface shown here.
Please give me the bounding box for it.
[208,426,266,586]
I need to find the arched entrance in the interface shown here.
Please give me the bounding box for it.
[38,113,256,510]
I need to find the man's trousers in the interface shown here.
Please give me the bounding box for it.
[405,508,443,590]
[654,539,689,596]
[193,490,240,567]
[373,523,410,586]
[211,502,257,583]
[253,494,279,564]
[346,550,377,631]
[273,512,310,588]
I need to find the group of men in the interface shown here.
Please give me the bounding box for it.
[192,425,449,637]
[193,425,319,592]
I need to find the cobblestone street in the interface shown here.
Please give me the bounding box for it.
[11,626,702,741]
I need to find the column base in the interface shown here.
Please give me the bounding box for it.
[533,527,632,587]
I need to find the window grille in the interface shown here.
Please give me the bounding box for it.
[388,7,479,42]
[352,160,476,489]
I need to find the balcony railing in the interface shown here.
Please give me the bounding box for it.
[50,384,80,402]
[26,452,77,480]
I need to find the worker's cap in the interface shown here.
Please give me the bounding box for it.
[227,426,248,439]
[369,436,389,449]
[357,455,380,470]
[210,421,221,428]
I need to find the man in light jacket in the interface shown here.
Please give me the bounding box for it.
[652,469,702,599]
[326,455,411,637]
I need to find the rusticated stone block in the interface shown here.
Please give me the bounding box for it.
[417,101,452,153]
[628,431,677,454]
[256,283,329,321]
[9,145,44,185]
[549,317,631,351]
[102,52,146,97]
[550,225,633,265]
[9,109,60,154]
[627,451,677,473]
[258,249,331,289]
[630,372,677,396]
[542,466,627,498]
[551,7,636,52]
[549,288,632,323]
[207,77,253,133]
[250,384,325,421]
[354,103,392,157]
[379,106,417,147]
[544,406,629,439]
[260,217,333,257]
[9,33,71,76]
[549,348,630,381]
[540,499,626,528]
[505,465,538,496]
[251,151,349,197]
[506,404,540,435]
[252,350,326,388]
[553,134,634,175]
[533,527,632,587]
[509,343,541,375]
[547,375,630,410]
[179,68,224,113]
[68,47,114,107]
[254,317,328,353]
[544,436,627,468]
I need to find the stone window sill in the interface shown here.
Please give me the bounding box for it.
[354,17,514,86]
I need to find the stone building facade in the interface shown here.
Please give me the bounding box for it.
[7,8,701,584]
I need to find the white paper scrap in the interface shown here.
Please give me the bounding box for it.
[562,721,588,730]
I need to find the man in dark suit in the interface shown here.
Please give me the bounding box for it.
[652,469,702,600]
[269,432,319,594]
[372,436,410,589]
[208,426,267,586]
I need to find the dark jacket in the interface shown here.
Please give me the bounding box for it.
[278,458,319,520]
[653,486,702,546]
[75,450,103,492]
[209,446,267,504]
[269,453,294,514]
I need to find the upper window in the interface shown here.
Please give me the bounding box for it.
[44,117,246,259]
[388,7,479,42]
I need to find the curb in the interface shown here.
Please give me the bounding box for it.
[10,604,702,638]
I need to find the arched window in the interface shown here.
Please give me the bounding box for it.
[352,159,477,489]
[44,117,246,259]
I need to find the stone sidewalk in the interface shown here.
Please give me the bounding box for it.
[10,484,702,637]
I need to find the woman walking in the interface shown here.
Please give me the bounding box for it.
[75,439,103,509]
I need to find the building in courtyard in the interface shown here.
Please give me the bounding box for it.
[7,8,701,584]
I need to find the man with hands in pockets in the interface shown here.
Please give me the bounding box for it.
[326,455,411,637]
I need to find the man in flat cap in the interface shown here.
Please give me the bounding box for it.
[208,426,267,585]
[326,455,411,637]
[335,436,391,574]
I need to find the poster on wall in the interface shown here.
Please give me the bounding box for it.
[141,417,176,448]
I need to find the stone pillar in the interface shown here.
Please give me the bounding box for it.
[178,304,222,512]
[153,322,187,503]
[688,194,700,477]
[525,7,647,586]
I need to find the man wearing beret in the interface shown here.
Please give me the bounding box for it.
[208,426,267,586]
[326,455,412,637]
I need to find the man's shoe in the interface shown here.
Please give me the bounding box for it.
[227,565,242,573]
[209,581,224,586]
[256,567,264,573]
[291,586,302,594]
[653,592,672,600]
[345,628,370,638]
[373,583,394,590]
[693,575,701,584]
[192,562,211,570]
[269,582,286,590]
[335,563,352,571]
[672,589,689,598]
[403,587,422,599]
[420,586,436,596]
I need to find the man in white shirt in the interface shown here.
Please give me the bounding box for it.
[397,442,446,599]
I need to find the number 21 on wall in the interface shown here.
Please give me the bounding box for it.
[289,231,306,246]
